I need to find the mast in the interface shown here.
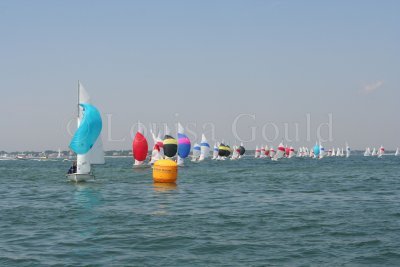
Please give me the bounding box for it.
[77,80,80,120]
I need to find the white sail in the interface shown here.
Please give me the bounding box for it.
[332,147,336,157]
[199,134,210,161]
[87,137,105,164]
[231,145,238,160]
[336,147,341,157]
[76,82,101,174]
[212,143,219,160]
[177,156,185,165]
[378,146,384,158]
[192,143,201,161]
[319,142,325,159]
[269,146,276,158]
[364,147,371,156]
[395,148,399,156]
[288,147,295,158]
[345,143,351,158]
[297,147,302,157]
[57,148,61,158]
[78,82,104,166]
[260,145,266,158]
[255,146,260,158]
[273,142,285,160]
[371,147,377,156]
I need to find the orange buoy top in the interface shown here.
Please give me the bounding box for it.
[153,159,178,183]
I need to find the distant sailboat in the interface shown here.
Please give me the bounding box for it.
[345,143,351,158]
[273,142,285,161]
[254,146,260,158]
[313,142,320,159]
[57,148,62,159]
[378,145,385,158]
[264,144,270,158]
[371,147,377,156]
[132,123,148,167]
[149,130,164,164]
[231,145,239,160]
[163,125,178,159]
[269,146,276,158]
[238,143,246,158]
[288,146,295,158]
[191,143,201,162]
[198,134,210,161]
[331,147,336,157]
[395,148,399,156]
[260,145,266,158]
[336,147,341,157]
[177,123,191,166]
[67,82,104,182]
[319,142,325,159]
[212,143,219,160]
[364,147,371,156]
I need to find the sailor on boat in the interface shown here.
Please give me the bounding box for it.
[67,161,77,174]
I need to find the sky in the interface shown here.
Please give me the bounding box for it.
[0,0,399,151]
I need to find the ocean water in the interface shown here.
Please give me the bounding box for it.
[1,155,400,266]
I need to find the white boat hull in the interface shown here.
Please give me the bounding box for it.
[66,173,94,182]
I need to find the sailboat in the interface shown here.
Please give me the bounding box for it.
[231,145,239,160]
[313,142,320,159]
[212,143,219,160]
[177,123,191,166]
[371,147,377,156]
[163,125,178,160]
[319,142,325,159]
[269,146,276,158]
[238,143,246,158]
[149,130,163,164]
[395,148,399,156]
[218,143,230,160]
[288,147,295,158]
[191,143,201,162]
[57,148,62,159]
[345,143,351,158]
[254,146,260,158]
[198,134,210,161]
[67,82,105,182]
[264,145,270,158]
[132,123,148,167]
[378,145,385,158]
[260,145,266,158]
[272,142,285,161]
[336,147,341,157]
[331,147,336,157]
[364,147,371,156]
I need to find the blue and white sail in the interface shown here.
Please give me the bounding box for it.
[70,82,104,175]
[319,142,325,159]
[199,134,210,161]
[313,142,320,158]
[212,143,219,160]
[192,143,201,162]
[177,123,191,166]
[69,103,102,154]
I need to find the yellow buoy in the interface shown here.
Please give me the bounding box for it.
[153,159,178,183]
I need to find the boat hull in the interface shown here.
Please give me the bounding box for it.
[66,173,94,182]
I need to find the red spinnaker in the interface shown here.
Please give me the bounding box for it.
[132,132,148,161]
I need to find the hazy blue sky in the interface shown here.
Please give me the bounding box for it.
[1,0,399,151]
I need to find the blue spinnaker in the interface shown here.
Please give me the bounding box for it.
[313,144,320,156]
[69,104,102,154]
[178,133,191,158]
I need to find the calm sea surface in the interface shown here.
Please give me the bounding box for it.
[1,155,400,266]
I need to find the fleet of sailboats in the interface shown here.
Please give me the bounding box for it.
[58,81,399,182]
